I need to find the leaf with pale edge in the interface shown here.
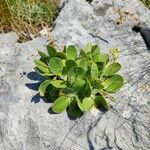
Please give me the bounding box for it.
[66,45,77,60]
[38,80,51,96]
[49,57,63,74]
[102,75,124,92]
[52,96,70,113]
[77,97,94,112]
[103,63,121,76]
[50,80,66,88]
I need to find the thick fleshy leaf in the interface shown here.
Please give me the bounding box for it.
[80,50,89,60]
[92,80,104,90]
[55,52,66,59]
[34,60,50,73]
[62,67,68,76]
[91,62,99,79]
[95,95,109,110]
[52,96,70,113]
[99,53,109,64]
[62,87,74,96]
[65,60,77,71]
[68,66,85,78]
[71,78,86,92]
[47,45,57,58]
[50,80,66,88]
[79,58,87,70]
[49,57,63,74]
[103,63,121,76]
[82,78,92,97]
[38,80,51,96]
[38,51,49,59]
[66,45,77,60]
[83,43,93,53]
[77,97,94,112]
[63,46,67,53]
[34,67,54,77]
[91,45,100,62]
[102,75,124,92]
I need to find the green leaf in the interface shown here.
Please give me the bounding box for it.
[62,67,68,76]
[38,51,49,59]
[99,53,109,64]
[91,45,100,62]
[55,52,66,59]
[80,50,89,60]
[65,60,77,71]
[62,87,74,96]
[52,96,70,113]
[34,67,54,77]
[96,62,104,76]
[95,95,109,110]
[47,45,57,58]
[82,78,92,97]
[50,80,66,88]
[91,62,99,79]
[83,43,93,53]
[68,66,85,78]
[38,80,51,96]
[103,63,121,76]
[66,45,77,60]
[102,75,124,92]
[79,58,87,70]
[71,78,86,92]
[49,57,63,74]
[92,80,104,90]
[34,60,50,73]
[77,97,94,112]
[63,46,67,53]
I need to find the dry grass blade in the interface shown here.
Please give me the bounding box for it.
[0,0,60,42]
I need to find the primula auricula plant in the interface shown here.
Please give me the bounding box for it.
[34,43,124,116]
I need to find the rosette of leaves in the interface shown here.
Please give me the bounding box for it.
[34,43,124,117]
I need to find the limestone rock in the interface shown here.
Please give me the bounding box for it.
[0,0,150,150]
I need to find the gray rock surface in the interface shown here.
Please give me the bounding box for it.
[0,0,150,150]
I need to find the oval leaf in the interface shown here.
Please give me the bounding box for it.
[38,51,49,59]
[68,66,85,78]
[77,97,94,112]
[99,53,109,64]
[79,58,87,70]
[92,80,104,90]
[47,45,57,58]
[55,52,66,59]
[52,96,69,113]
[66,45,77,60]
[102,75,124,92]
[91,45,100,62]
[49,57,63,74]
[65,60,77,71]
[50,80,66,88]
[34,60,50,73]
[71,78,86,92]
[38,80,51,96]
[103,63,121,76]
[91,62,99,79]
[82,78,92,97]
[83,43,93,53]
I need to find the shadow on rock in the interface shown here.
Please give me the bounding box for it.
[25,71,46,103]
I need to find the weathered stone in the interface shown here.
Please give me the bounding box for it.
[0,0,150,150]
